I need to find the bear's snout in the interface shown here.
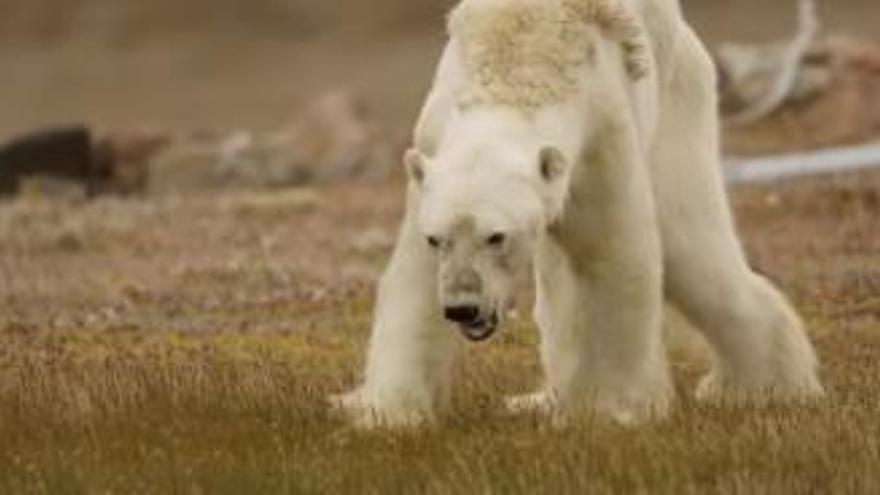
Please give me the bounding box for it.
[445,305,498,342]
[445,305,481,325]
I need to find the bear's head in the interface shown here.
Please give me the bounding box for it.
[405,139,568,342]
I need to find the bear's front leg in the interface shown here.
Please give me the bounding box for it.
[331,192,459,429]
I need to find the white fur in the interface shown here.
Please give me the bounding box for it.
[331,0,823,428]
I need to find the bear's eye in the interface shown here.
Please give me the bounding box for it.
[427,236,442,249]
[487,233,506,247]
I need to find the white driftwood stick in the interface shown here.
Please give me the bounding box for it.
[724,141,880,185]
[724,0,820,128]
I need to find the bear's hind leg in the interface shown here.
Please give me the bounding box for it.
[652,26,823,404]
[664,254,824,404]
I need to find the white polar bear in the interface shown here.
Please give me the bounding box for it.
[332,0,824,428]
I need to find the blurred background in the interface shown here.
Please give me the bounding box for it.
[1,0,878,136]
[0,0,878,291]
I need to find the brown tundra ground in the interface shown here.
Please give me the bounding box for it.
[0,170,879,494]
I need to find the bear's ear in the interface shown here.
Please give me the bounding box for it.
[539,147,566,183]
[404,148,427,186]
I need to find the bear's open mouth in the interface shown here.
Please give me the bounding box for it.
[459,312,499,342]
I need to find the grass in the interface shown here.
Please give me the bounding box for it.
[1,175,879,494]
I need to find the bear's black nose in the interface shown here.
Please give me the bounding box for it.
[445,305,480,325]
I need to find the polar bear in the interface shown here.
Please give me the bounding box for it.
[332,0,823,428]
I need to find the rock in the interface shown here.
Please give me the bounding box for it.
[218,91,394,188]
[0,126,94,197]
[0,126,168,199]
[94,129,170,195]
[147,91,395,193]
[147,138,228,194]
